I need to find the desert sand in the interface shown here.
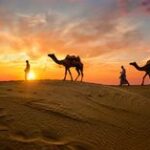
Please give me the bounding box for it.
[0,80,150,150]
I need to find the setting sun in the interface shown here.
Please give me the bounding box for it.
[27,72,36,80]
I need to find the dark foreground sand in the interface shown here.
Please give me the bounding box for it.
[0,80,150,150]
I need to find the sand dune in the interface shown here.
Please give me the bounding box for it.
[0,80,150,150]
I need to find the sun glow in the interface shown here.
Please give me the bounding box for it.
[27,72,36,80]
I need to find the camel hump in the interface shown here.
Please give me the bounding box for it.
[146,60,150,65]
[66,55,81,62]
[76,56,81,62]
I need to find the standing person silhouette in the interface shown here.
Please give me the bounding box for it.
[24,60,30,81]
[119,66,130,86]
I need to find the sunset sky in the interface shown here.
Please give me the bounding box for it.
[0,0,150,84]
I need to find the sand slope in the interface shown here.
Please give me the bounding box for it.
[0,80,150,150]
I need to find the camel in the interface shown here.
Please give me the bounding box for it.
[130,61,150,85]
[48,54,84,82]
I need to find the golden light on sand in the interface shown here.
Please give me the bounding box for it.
[27,72,36,80]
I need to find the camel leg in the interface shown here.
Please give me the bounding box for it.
[63,68,67,81]
[141,73,148,86]
[80,66,84,82]
[75,68,80,81]
[81,70,84,82]
[68,69,73,81]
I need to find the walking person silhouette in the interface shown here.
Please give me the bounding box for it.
[119,66,130,86]
[24,60,30,81]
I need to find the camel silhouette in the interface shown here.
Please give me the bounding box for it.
[130,61,150,85]
[48,54,84,82]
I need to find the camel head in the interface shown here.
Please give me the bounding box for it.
[48,53,55,57]
[129,62,137,66]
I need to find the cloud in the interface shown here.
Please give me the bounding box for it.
[31,0,85,4]
[63,0,85,3]
[117,0,150,15]
[141,0,150,13]
[0,3,147,63]
[0,7,14,30]
[118,0,129,15]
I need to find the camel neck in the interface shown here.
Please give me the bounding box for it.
[134,63,145,71]
[49,55,63,65]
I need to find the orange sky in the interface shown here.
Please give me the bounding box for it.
[0,55,149,85]
[0,0,150,84]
